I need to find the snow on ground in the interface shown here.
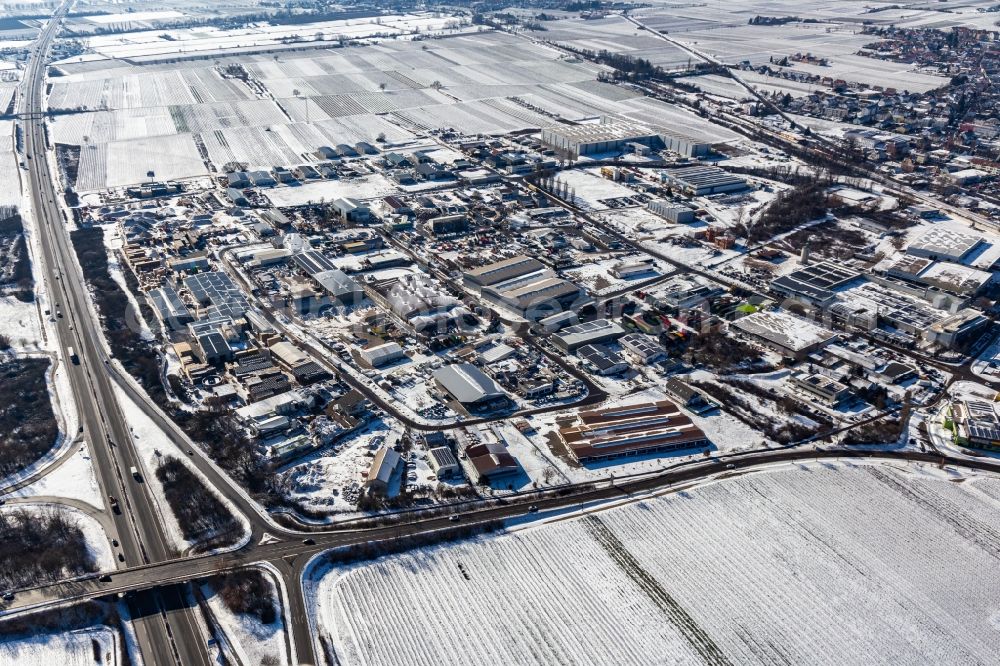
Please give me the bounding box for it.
[312,461,1000,666]
[264,175,399,207]
[0,295,44,351]
[9,440,103,509]
[202,574,288,666]
[510,387,757,488]
[111,380,250,553]
[101,224,154,341]
[0,502,113,572]
[557,169,639,211]
[282,418,404,513]
[0,626,122,666]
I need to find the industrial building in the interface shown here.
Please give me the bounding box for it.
[558,400,708,463]
[484,276,590,320]
[427,446,461,479]
[906,227,982,262]
[577,344,628,375]
[313,269,363,305]
[770,261,861,307]
[148,285,193,330]
[183,271,249,320]
[540,120,710,158]
[463,255,547,289]
[647,200,695,223]
[619,333,666,365]
[884,256,992,297]
[554,319,628,352]
[661,166,748,196]
[361,341,405,367]
[433,363,510,412]
[366,446,401,493]
[924,309,989,349]
[732,310,838,360]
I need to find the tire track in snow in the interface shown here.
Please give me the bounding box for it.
[585,515,734,666]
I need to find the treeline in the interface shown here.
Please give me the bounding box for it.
[0,507,96,589]
[0,210,33,302]
[739,181,830,243]
[155,456,242,553]
[681,330,764,372]
[70,227,165,403]
[0,357,58,479]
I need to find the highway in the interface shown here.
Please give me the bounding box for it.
[9,9,999,666]
[18,5,214,665]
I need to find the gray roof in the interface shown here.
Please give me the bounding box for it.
[433,363,507,404]
[314,268,360,300]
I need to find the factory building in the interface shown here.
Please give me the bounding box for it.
[558,400,708,463]
[540,119,710,158]
[661,166,747,196]
[647,200,695,223]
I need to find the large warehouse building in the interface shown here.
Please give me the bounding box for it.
[540,119,711,158]
[661,166,747,196]
[558,399,708,463]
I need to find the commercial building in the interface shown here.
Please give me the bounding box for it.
[540,120,711,158]
[427,446,461,479]
[361,341,405,367]
[906,227,982,262]
[732,310,838,360]
[647,200,695,223]
[790,371,852,406]
[952,399,1000,451]
[554,319,627,352]
[661,167,747,196]
[366,446,401,493]
[433,363,510,411]
[558,400,708,463]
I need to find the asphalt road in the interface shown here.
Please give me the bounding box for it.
[6,445,1000,630]
[17,7,212,665]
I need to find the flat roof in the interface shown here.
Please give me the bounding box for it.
[906,226,982,259]
[732,310,837,352]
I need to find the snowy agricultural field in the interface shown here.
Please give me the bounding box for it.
[0,625,122,666]
[314,461,1000,666]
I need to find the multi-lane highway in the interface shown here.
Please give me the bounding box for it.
[18,5,214,665]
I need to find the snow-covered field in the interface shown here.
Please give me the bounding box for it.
[9,441,103,509]
[0,626,122,665]
[202,571,288,666]
[313,461,1000,665]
